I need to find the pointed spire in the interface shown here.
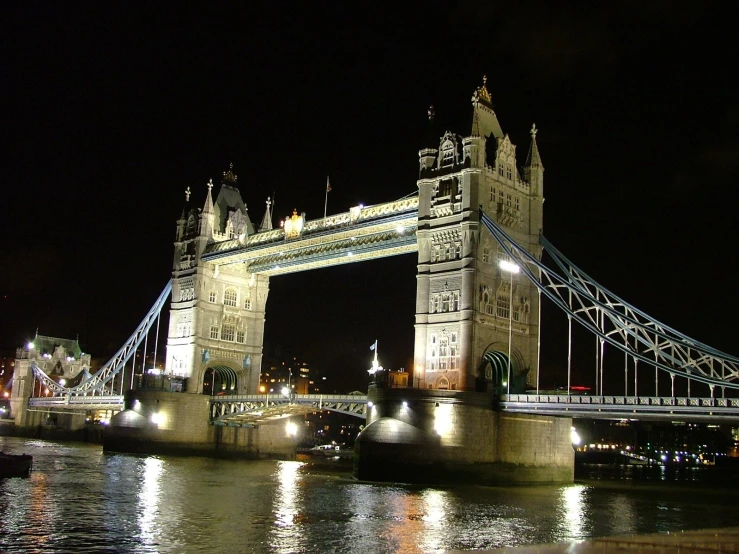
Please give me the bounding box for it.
[203,178,215,214]
[525,123,543,169]
[260,196,273,231]
[179,186,191,221]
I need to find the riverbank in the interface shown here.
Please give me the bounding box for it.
[0,419,105,443]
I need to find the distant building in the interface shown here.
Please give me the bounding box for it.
[18,333,92,386]
[260,350,328,394]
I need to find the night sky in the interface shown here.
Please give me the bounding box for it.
[2,3,738,392]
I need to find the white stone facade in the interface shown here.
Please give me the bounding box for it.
[414,79,544,392]
[166,168,269,394]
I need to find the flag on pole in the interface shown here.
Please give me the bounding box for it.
[326,176,332,192]
[370,341,376,351]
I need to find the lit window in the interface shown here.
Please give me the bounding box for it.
[210,326,219,339]
[209,291,216,303]
[222,324,235,342]
[224,289,237,307]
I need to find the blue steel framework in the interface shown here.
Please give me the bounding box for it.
[480,208,739,397]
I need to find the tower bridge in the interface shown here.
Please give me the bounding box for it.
[11,78,739,484]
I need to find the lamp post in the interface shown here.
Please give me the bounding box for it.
[499,259,520,395]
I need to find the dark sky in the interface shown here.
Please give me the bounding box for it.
[2,2,738,392]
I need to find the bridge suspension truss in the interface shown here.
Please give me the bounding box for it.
[480,208,739,399]
[29,281,172,403]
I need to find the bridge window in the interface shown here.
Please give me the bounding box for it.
[439,179,454,197]
[237,330,245,343]
[490,187,495,202]
[452,291,459,311]
[515,197,520,211]
[455,242,462,259]
[442,294,450,312]
[513,305,520,322]
[498,190,504,204]
[496,295,510,319]
[224,289,237,307]
[176,320,191,338]
[498,163,504,176]
[506,194,511,207]
[209,291,217,303]
[432,246,440,262]
[244,298,252,310]
[506,166,512,180]
[222,324,235,342]
[482,247,490,263]
[444,245,451,260]
[210,326,219,340]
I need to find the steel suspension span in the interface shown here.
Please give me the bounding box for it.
[30,281,172,398]
[480,208,739,393]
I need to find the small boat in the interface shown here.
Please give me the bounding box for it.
[0,452,33,478]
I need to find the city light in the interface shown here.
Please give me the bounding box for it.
[499,259,520,274]
[285,421,298,437]
[27,342,34,350]
[151,412,164,426]
[571,426,581,446]
[281,387,290,397]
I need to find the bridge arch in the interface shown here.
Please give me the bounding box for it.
[199,361,243,395]
[478,344,528,394]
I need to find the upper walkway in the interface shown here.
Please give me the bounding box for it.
[200,196,419,276]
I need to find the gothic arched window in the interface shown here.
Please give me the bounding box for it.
[224,288,237,307]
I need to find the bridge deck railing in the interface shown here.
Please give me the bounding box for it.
[505,394,739,408]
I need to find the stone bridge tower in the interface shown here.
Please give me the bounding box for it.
[414,78,544,393]
[165,165,270,394]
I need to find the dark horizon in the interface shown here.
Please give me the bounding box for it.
[2,3,738,392]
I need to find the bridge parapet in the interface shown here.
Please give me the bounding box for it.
[502,394,739,421]
[209,393,367,427]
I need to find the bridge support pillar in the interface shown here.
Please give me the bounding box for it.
[105,390,298,459]
[353,389,573,485]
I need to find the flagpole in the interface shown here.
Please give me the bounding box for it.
[373,340,378,363]
[323,176,330,226]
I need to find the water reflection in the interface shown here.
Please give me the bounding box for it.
[137,457,163,546]
[3,437,739,554]
[270,460,305,552]
[558,484,587,541]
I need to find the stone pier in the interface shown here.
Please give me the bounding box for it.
[354,388,573,485]
[105,390,298,459]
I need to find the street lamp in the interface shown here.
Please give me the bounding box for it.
[499,259,520,394]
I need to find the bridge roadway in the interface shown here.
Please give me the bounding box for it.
[26,393,739,424]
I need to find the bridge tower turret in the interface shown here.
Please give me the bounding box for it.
[165,164,269,395]
[414,77,543,393]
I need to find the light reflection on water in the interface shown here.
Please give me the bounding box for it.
[2,436,739,553]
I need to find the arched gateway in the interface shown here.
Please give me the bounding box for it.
[165,78,544,396]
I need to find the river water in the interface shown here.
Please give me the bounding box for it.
[1,436,738,553]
